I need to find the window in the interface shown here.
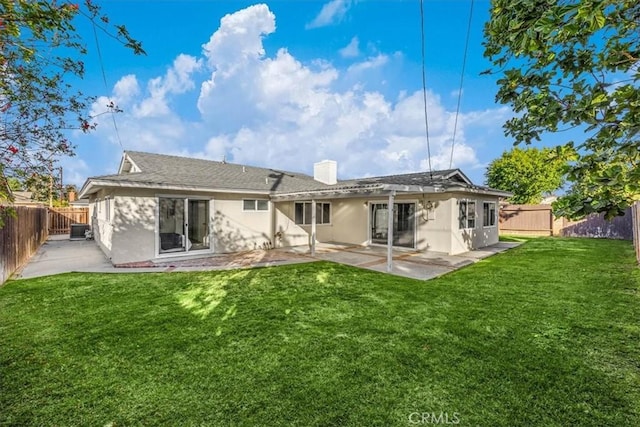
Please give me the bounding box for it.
[105,197,111,222]
[243,199,269,211]
[294,202,331,225]
[459,200,476,229]
[483,202,496,227]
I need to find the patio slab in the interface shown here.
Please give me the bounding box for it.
[315,250,383,266]
[365,259,454,280]
[15,235,118,279]
[285,241,521,280]
[13,236,520,282]
[13,236,315,280]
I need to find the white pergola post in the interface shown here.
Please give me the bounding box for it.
[311,199,317,256]
[387,191,395,272]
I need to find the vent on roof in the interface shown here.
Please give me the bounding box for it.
[314,160,337,185]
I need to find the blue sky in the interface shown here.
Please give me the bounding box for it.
[63,0,546,187]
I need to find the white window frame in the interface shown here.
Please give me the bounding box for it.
[459,200,476,229]
[294,201,331,225]
[483,201,496,227]
[242,199,269,212]
[154,194,214,259]
[105,197,111,222]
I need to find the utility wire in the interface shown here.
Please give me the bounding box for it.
[92,21,124,152]
[419,0,433,178]
[449,0,474,169]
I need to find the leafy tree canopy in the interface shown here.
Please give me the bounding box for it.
[486,147,565,204]
[484,0,639,219]
[7,177,21,191]
[0,0,143,224]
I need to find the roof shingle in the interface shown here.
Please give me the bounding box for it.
[82,151,507,197]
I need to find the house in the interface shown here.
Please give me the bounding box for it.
[6,191,45,207]
[78,151,510,266]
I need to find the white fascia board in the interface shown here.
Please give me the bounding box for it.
[271,185,386,201]
[444,169,473,185]
[78,180,95,199]
[79,179,272,198]
[447,186,512,198]
[117,152,127,174]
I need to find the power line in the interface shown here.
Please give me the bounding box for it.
[91,20,124,152]
[419,0,433,178]
[449,0,475,169]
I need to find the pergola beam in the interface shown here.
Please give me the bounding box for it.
[387,191,395,273]
[311,199,317,256]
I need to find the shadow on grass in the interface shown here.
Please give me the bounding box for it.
[173,261,351,337]
[499,234,537,243]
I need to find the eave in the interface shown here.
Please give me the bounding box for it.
[270,183,511,202]
[78,179,271,199]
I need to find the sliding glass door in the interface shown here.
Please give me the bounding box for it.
[159,197,210,254]
[370,202,416,248]
[188,199,210,251]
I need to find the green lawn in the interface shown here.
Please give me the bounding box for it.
[1,238,639,426]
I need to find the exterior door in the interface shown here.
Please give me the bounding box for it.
[370,202,416,248]
[188,199,210,251]
[158,197,210,254]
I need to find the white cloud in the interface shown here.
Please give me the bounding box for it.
[201,4,275,74]
[306,0,353,29]
[81,4,507,185]
[112,75,140,103]
[339,36,360,58]
[346,54,389,74]
[134,54,201,118]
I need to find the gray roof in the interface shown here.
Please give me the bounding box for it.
[87,151,332,193]
[336,169,470,187]
[80,151,510,198]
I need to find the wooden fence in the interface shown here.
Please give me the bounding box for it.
[499,204,633,240]
[0,206,48,284]
[48,207,89,235]
[499,204,554,236]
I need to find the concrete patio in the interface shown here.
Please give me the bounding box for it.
[287,241,520,280]
[13,235,520,281]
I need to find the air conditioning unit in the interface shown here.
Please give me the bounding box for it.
[70,224,90,240]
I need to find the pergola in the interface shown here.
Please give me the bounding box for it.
[272,181,510,272]
[271,183,448,272]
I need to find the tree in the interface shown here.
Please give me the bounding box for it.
[0,0,144,224]
[483,0,639,218]
[7,177,21,191]
[486,147,565,204]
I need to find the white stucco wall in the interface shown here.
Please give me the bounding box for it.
[450,193,500,255]
[273,202,310,248]
[90,186,501,264]
[110,189,157,265]
[92,188,275,264]
[274,198,372,248]
[89,189,115,261]
[414,194,454,254]
[274,193,499,255]
[212,195,273,252]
